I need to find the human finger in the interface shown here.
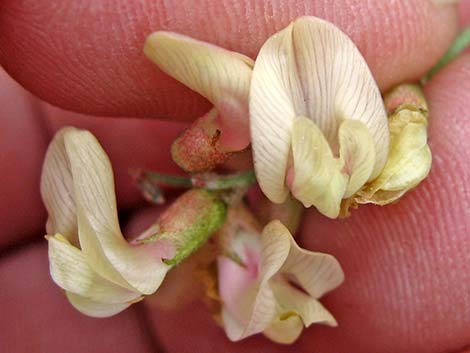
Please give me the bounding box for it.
[0,0,458,120]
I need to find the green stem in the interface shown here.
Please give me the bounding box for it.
[141,170,256,191]
[422,27,470,83]
[192,170,256,190]
[143,171,193,188]
[222,250,247,268]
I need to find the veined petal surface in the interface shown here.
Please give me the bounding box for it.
[66,291,133,318]
[271,281,337,327]
[251,16,388,204]
[40,129,78,244]
[63,128,174,294]
[48,234,140,304]
[268,221,344,298]
[145,31,253,121]
[291,116,348,218]
[339,120,376,197]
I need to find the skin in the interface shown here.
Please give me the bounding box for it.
[0,0,469,352]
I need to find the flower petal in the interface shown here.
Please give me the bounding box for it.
[232,220,299,338]
[275,221,345,298]
[356,110,431,205]
[62,128,173,294]
[48,234,140,304]
[291,16,388,176]
[40,128,78,244]
[66,291,133,318]
[144,32,253,150]
[271,281,337,327]
[379,110,430,191]
[221,308,246,341]
[291,116,348,218]
[263,280,337,344]
[219,230,278,340]
[217,255,257,325]
[221,282,276,341]
[259,221,293,280]
[144,31,253,107]
[250,22,300,204]
[250,16,389,204]
[220,220,293,341]
[263,312,303,344]
[339,119,376,198]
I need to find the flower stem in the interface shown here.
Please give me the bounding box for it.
[191,171,256,190]
[142,170,193,188]
[136,169,256,191]
[422,27,470,83]
[222,250,247,268]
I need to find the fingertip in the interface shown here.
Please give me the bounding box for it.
[0,0,459,118]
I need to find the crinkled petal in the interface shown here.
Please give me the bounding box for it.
[48,234,140,304]
[263,312,303,344]
[62,127,174,294]
[271,281,337,327]
[291,116,348,218]
[66,291,134,318]
[277,222,345,298]
[259,221,293,280]
[221,220,293,341]
[263,280,337,344]
[40,128,78,244]
[339,119,376,197]
[356,110,431,205]
[231,220,298,338]
[380,128,430,191]
[221,220,343,341]
[144,32,253,142]
[250,16,389,204]
[222,282,276,341]
[379,110,430,191]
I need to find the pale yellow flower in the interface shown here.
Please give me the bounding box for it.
[250,16,390,218]
[41,127,175,317]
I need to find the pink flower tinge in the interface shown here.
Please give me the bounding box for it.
[217,219,344,344]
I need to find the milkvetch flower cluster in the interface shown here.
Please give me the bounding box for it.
[39,14,435,345]
[145,16,431,219]
[41,126,341,344]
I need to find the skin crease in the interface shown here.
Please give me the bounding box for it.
[0,1,469,353]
